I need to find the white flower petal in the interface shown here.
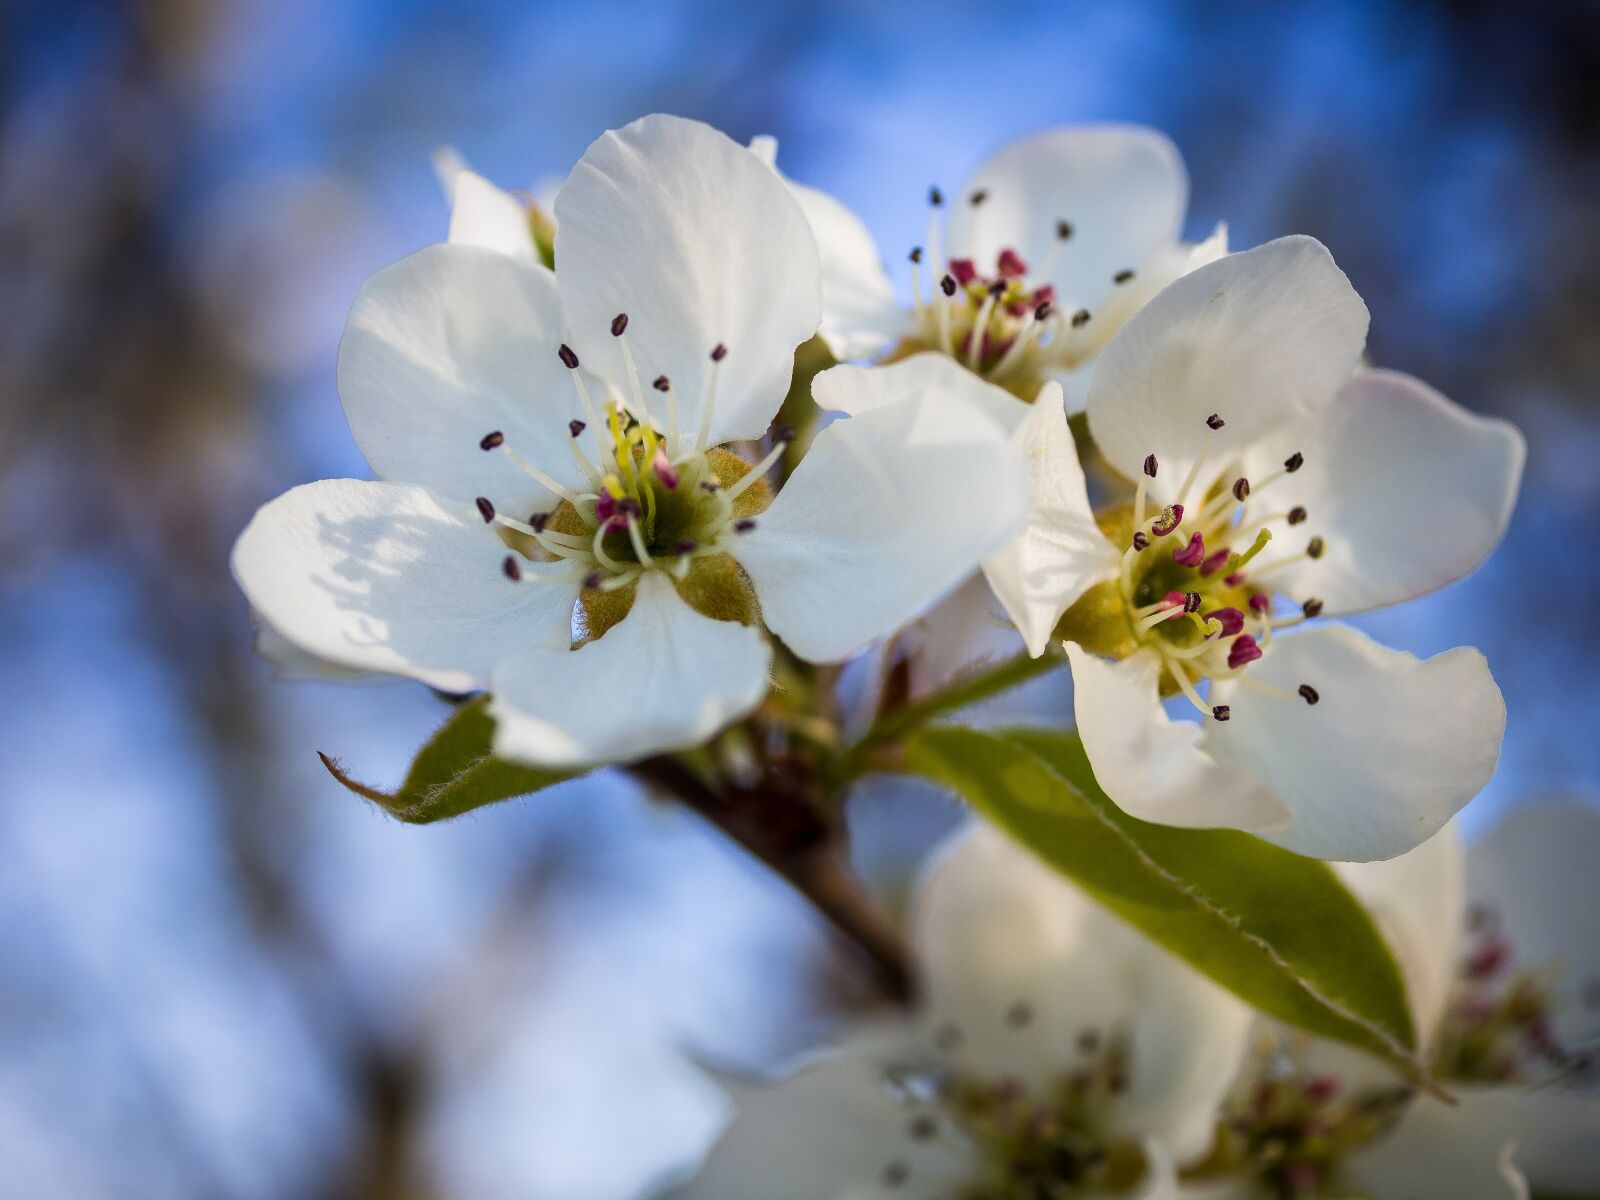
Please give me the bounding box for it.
[1087,236,1370,490]
[250,608,376,682]
[912,824,1254,1161]
[444,165,537,261]
[1335,823,1466,1042]
[554,114,821,447]
[1244,368,1525,615]
[752,136,909,361]
[681,1050,973,1200]
[489,573,771,768]
[1209,624,1505,862]
[983,382,1122,656]
[736,385,1027,662]
[811,352,1026,431]
[945,124,1188,314]
[1467,804,1600,1042]
[1346,1087,1600,1200]
[1065,645,1289,833]
[232,480,574,692]
[338,243,584,509]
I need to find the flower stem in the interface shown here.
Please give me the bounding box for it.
[629,754,913,1004]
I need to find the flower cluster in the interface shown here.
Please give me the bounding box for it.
[230,113,1578,1199]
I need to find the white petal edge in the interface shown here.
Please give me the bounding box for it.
[736,384,1028,663]
[811,351,1027,432]
[232,479,574,692]
[1065,644,1289,833]
[489,573,771,769]
[751,134,910,362]
[1208,623,1505,862]
[1087,236,1370,491]
[337,243,584,510]
[945,124,1188,315]
[444,165,537,261]
[554,114,822,448]
[678,1048,973,1200]
[983,381,1122,656]
[1243,367,1525,615]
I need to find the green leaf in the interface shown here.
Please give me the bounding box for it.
[902,725,1432,1088]
[319,697,575,823]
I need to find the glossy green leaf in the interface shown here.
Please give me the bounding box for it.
[902,725,1431,1087]
[319,696,574,823]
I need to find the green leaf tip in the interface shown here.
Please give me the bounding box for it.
[317,697,575,824]
[900,724,1441,1094]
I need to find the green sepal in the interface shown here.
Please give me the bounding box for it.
[901,725,1437,1091]
[319,696,575,823]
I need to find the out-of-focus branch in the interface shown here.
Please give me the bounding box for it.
[631,756,913,1004]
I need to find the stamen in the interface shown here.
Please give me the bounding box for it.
[1301,598,1324,618]
[1144,454,1159,477]
[1213,705,1231,721]
[484,434,586,506]
[475,496,495,523]
[696,343,727,451]
[1070,308,1091,328]
[1150,504,1184,538]
[1173,531,1206,567]
[723,432,791,503]
[1184,590,1203,613]
[966,286,1001,370]
[908,246,926,316]
[1287,506,1308,525]
[926,187,945,295]
[1206,413,1226,431]
[1284,451,1304,473]
[1113,269,1135,284]
[937,275,956,355]
[1227,635,1263,670]
[734,518,757,533]
[1298,684,1320,706]
[625,516,655,568]
[968,188,988,207]
[1174,418,1222,509]
[1306,536,1325,559]
[502,554,522,582]
[1131,531,1149,551]
[611,319,653,430]
[1232,476,1250,501]
[480,430,505,451]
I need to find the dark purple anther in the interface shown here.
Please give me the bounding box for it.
[480,430,505,451]
[909,246,923,263]
[475,496,495,523]
[594,493,623,531]
[1288,506,1308,525]
[1302,597,1324,618]
[1034,301,1053,321]
[1212,705,1231,722]
[568,419,586,438]
[734,518,757,533]
[1131,531,1149,551]
[1227,635,1263,670]
[774,425,797,444]
[1150,504,1184,537]
[1113,269,1135,284]
[710,343,728,362]
[997,248,1028,279]
[939,274,957,297]
[582,570,605,591]
[1207,608,1245,637]
[1055,218,1073,241]
[948,258,977,286]
[1173,531,1206,567]
[610,313,629,336]
[1200,547,1231,576]
[502,555,522,582]
[1248,593,1270,614]
[1206,413,1226,430]
[1306,536,1325,559]
[529,511,550,533]
[1143,453,1159,478]
[1184,591,1203,613]
[1070,308,1091,327]
[1284,451,1304,473]
[558,343,580,369]
[1232,477,1250,501]
[652,375,670,392]
[1298,683,1320,706]
[969,188,989,207]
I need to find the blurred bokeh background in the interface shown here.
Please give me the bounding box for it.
[2,0,1598,1196]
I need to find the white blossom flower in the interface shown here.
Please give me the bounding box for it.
[232,115,1027,768]
[752,126,1225,406]
[1191,808,1600,1199]
[986,234,1524,861]
[680,824,1255,1199]
[431,145,545,262]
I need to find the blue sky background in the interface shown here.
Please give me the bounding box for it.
[2,1,1598,1196]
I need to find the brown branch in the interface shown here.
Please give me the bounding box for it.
[631,756,913,1005]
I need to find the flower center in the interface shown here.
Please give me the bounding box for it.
[471,322,776,635]
[898,186,1137,392]
[1108,416,1326,723]
[1198,1054,1414,1200]
[1434,903,1598,1087]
